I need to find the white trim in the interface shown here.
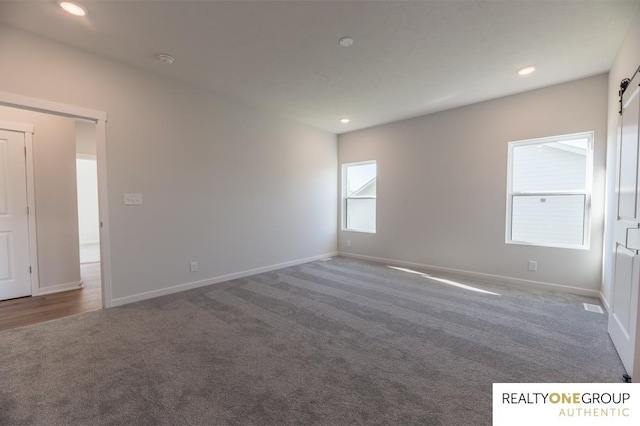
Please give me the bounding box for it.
[35,280,83,296]
[0,120,33,134]
[0,91,107,122]
[0,91,112,309]
[505,238,590,251]
[0,121,40,297]
[505,131,594,250]
[339,252,601,298]
[95,119,112,308]
[24,132,40,296]
[341,160,377,233]
[111,252,338,307]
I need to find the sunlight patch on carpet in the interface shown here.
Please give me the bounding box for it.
[387,265,501,296]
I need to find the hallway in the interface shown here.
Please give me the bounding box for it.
[0,263,101,332]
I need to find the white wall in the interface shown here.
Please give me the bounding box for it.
[75,120,99,246]
[603,5,640,307]
[0,25,337,304]
[0,105,81,291]
[76,158,100,245]
[75,119,96,156]
[338,74,608,294]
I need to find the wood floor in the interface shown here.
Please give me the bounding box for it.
[0,263,102,332]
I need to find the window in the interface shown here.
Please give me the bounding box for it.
[506,132,593,249]
[343,161,376,232]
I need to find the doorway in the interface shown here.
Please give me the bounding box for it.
[77,155,101,264]
[76,120,103,317]
[0,92,111,330]
[76,119,101,266]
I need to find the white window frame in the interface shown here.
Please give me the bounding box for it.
[342,160,377,233]
[505,131,594,250]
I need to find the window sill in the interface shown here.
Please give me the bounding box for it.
[342,229,376,234]
[505,240,589,251]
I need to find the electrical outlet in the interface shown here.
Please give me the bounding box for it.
[528,261,537,272]
[190,261,198,272]
[123,193,142,205]
[347,240,351,248]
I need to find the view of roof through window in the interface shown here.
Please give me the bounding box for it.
[346,163,376,197]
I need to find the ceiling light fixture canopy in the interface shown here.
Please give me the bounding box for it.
[339,37,354,47]
[340,117,350,124]
[517,65,536,76]
[158,54,175,64]
[59,1,87,17]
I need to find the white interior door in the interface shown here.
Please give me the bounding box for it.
[609,72,640,380]
[0,129,31,301]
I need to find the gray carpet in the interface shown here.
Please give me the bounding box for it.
[0,257,625,425]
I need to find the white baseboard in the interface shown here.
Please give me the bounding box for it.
[36,280,83,296]
[110,252,339,307]
[339,252,601,298]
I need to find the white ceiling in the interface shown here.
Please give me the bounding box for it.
[0,0,638,134]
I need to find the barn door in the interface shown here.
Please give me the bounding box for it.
[609,69,640,381]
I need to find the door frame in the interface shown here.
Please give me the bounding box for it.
[0,120,38,297]
[0,91,113,308]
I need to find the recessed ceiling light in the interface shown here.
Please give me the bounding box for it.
[517,65,536,76]
[340,117,350,124]
[339,37,354,48]
[59,1,87,17]
[158,54,175,64]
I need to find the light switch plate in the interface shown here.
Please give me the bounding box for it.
[124,193,142,205]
